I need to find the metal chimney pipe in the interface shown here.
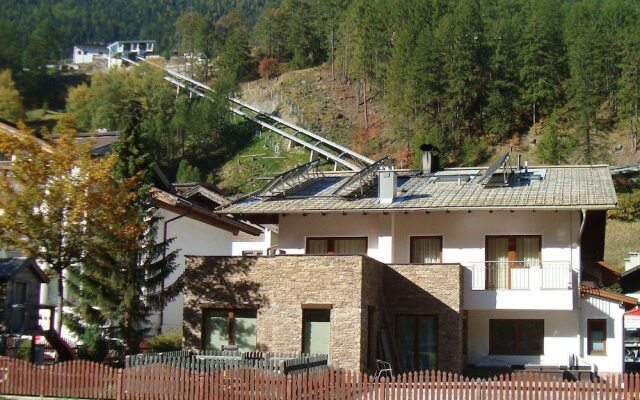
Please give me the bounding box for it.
[420,144,436,174]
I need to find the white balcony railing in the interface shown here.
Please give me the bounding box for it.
[470,261,572,291]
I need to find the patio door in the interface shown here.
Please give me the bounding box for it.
[396,315,438,372]
[486,236,540,289]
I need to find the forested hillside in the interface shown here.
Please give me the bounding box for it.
[4,0,640,174]
[247,0,640,167]
[0,0,268,64]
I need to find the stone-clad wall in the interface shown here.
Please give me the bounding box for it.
[184,256,464,372]
[184,255,369,370]
[385,264,465,372]
[360,257,386,369]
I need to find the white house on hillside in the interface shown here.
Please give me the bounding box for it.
[204,150,635,373]
[107,40,156,68]
[72,44,107,64]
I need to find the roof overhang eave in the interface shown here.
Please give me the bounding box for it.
[222,204,617,215]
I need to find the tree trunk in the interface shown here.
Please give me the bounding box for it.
[330,17,335,81]
[57,274,64,333]
[363,75,369,129]
[533,102,537,125]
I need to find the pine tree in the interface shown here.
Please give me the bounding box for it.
[484,6,523,141]
[434,0,487,161]
[0,69,24,122]
[536,109,572,165]
[176,160,201,182]
[216,14,253,88]
[519,0,566,125]
[565,1,608,164]
[66,101,181,354]
[617,15,640,152]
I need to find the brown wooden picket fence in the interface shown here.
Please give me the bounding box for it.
[2,357,640,399]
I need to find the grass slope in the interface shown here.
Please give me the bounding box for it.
[605,219,640,271]
[216,129,310,195]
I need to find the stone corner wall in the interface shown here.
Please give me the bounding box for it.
[182,256,465,372]
[183,255,369,371]
[385,264,465,372]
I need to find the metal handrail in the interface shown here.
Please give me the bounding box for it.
[470,261,572,290]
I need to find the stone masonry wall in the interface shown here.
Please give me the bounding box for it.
[385,264,465,372]
[184,255,368,371]
[184,256,465,372]
[360,257,385,370]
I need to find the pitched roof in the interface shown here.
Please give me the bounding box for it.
[0,119,53,153]
[222,165,617,215]
[0,258,49,283]
[173,183,231,208]
[151,188,262,236]
[74,44,107,53]
[580,285,638,307]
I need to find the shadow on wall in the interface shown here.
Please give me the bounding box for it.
[383,265,464,373]
[183,256,268,347]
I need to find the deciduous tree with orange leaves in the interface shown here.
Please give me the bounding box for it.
[0,117,140,333]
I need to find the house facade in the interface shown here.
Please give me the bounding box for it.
[72,44,107,64]
[149,185,274,334]
[107,40,156,68]
[0,258,48,334]
[181,151,635,373]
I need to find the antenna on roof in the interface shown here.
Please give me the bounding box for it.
[256,159,321,198]
[332,157,389,198]
[477,152,513,187]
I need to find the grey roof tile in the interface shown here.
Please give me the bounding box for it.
[223,165,617,214]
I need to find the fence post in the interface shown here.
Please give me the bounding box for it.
[116,368,123,400]
[37,364,44,397]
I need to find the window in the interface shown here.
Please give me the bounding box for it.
[396,315,438,372]
[306,237,367,255]
[486,236,541,289]
[587,319,606,355]
[410,236,443,263]
[9,282,27,332]
[302,309,330,354]
[202,309,256,352]
[489,319,544,355]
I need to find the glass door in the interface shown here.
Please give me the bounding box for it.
[396,315,438,372]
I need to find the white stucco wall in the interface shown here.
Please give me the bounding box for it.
[153,208,237,333]
[231,228,276,256]
[580,296,626,373]
[279,210,580,267]
[468,309,579,368]
[467,296,626,373]
[278,212,393,261]
[279,210,580,310]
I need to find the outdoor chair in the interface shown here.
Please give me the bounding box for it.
[374,359,393,379]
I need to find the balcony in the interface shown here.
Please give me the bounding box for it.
[464,261,576,311]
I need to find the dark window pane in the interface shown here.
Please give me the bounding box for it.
[397,316,415,371]
[418,316,438,370]
[588,319,606,355]
[490,319,543,355]
[396,315,438,372]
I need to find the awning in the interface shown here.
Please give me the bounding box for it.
[625,307,640,329]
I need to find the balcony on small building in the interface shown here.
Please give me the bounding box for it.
[464,261,576,310]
